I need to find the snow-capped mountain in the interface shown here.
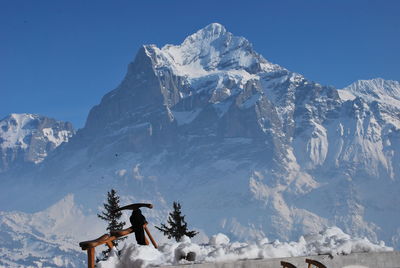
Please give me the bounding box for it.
[1,23,400,266]
[0,113,74,172]
[0,195,104,267]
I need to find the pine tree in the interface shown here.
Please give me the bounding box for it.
[156,201,198,242]
[97,189,126,258]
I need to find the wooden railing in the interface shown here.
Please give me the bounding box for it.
[79,224,157,268]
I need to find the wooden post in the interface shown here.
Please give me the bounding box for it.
[106,241,114,249]
[87,247,95,268]
[144,225,158,248]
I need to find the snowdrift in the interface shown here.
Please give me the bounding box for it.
[97,227,392,268]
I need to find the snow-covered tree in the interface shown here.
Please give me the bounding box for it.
[156,202,198,242]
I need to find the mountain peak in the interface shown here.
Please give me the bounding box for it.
[1,113,40,130]
[203,22,226,32]
[183,22,228,44]
[86,23,284,132]
[142,23,282,78]
[340,78,400,105]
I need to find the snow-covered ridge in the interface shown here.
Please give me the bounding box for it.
[0,113,74,170]
[161,23,280,73]
[1,113,39,150]
[337,78,400,130]
[137,22,293,126]
[338,78,400,106]
[143,23,283,89]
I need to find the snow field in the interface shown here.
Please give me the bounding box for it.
[98,227,392,268]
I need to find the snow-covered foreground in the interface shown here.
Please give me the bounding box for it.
[98,227,392,268]
[0,194,394,267]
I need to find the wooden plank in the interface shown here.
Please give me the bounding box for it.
[110,227,134,237]
[79,234,110,250]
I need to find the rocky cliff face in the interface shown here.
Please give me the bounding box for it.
[2,24,399,248]
[0,113,74,172]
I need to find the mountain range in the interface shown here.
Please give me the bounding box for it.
[1,23,399,266]
[0,113,74,172]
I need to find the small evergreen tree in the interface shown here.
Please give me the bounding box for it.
[156,201,198,242]
[97,189,126,258]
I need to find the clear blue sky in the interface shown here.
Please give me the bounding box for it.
[1,0,399,129]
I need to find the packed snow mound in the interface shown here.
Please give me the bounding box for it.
[209,233,230,246]
[97,227,392,268]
